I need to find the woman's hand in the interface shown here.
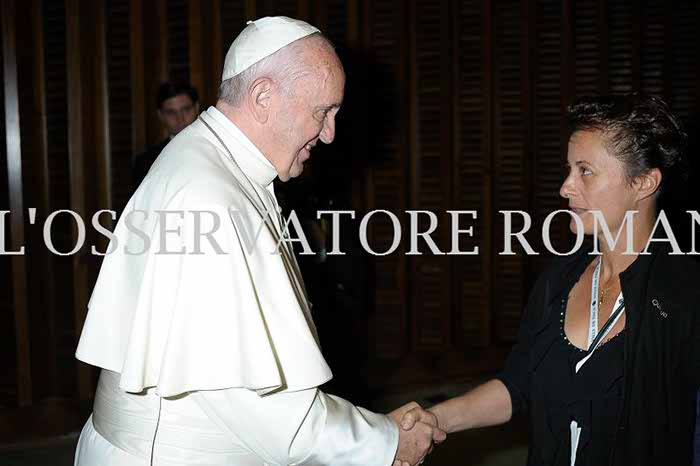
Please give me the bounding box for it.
[389,401,446,466]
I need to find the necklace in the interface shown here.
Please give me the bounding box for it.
[599,276,619,305]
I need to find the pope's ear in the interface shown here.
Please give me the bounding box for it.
[636,167,662,201]
[248,77,273,124]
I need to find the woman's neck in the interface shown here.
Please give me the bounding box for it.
[597,210,655,281]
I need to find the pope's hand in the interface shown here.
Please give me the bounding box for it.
[397,404,445,434]
[389,402,447,466]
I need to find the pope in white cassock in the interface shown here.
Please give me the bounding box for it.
[73,16,445,466]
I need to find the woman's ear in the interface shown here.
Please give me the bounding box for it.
[636,168,662,201]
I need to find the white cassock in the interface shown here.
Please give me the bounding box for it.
[74,106,399,466]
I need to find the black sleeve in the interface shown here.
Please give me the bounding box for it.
[687,302,700,388]
[494,272,550,417]
[132,153,148,189]
[132,141,167,190]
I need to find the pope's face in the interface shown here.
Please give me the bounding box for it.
[270,60,345,182]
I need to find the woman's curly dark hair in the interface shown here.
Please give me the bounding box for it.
[566,93,688,198]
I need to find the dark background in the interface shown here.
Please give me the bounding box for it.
[1,0,699,444]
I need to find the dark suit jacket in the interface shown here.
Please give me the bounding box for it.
[132,137,170,190]
[696,392,700,466]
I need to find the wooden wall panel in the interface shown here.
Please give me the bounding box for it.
[493,0,526,342]
[87,0,112,253]
[143,0,168,145]
[191,0,222,107]
[669,0,699,122]
[322,0,349,46]
[188,0,204,98]
[16,0,59,403]
[221,2,249,63]
[107,0,135,212]
[366,0,409,359]
[0,0,17,409]
[3,0,31,408]
[532,0,565,268]
[608,1,634,94]
[42,0,77,400]
[270,0,298,17]
[65,0,92,401]
[130,0,146,154]
[168,0,190,84]
[410,0,452,351]
[640,0,667,99]
[454,0,489,348]
[573,0,600,97]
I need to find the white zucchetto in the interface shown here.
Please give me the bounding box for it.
[222,16,320,81]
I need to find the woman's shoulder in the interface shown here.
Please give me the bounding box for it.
[538,247,592,284]
[649,248,700,301]
[522,248,592,310]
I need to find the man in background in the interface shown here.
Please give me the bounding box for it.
[132,81,199,187]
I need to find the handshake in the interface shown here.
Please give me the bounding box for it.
[389,402,447,466]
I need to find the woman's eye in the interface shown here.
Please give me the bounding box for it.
[580,167,592,175]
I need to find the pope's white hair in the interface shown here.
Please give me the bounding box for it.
[218,32,335,107]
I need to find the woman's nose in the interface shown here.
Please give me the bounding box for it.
[559,175,575,199]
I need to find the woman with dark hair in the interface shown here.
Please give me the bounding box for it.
[400,94,700,466]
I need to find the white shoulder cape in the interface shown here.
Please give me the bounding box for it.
[76,110,332,397]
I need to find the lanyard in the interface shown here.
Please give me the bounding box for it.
[571,258,625,466]
[576,258,625,373]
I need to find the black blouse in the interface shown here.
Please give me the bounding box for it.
[504,285,626,466]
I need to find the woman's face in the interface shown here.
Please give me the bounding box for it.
[560,130,641,237]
